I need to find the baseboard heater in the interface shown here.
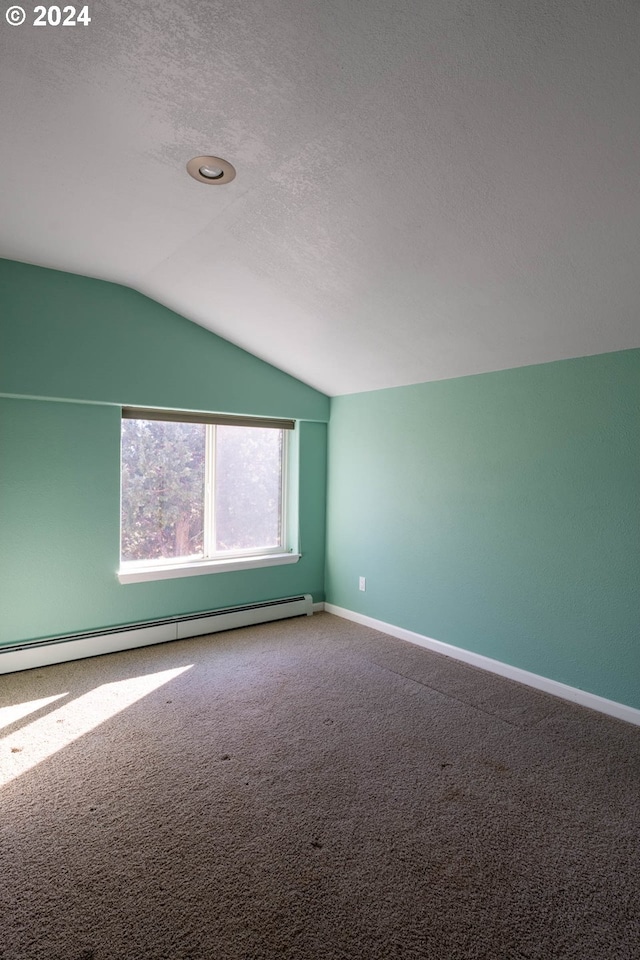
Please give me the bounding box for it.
[0,595,313,676]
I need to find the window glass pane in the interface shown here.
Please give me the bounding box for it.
[215,427,282,552]
[121,419,205,562]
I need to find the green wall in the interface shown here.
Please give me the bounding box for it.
[326,349,640,710]
[0,259,328,645]
[0,259,327,420]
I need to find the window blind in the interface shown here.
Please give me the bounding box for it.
[122,407,295,431]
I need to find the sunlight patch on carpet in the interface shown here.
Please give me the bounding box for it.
[0,694,69,733]
[0,665,192,786]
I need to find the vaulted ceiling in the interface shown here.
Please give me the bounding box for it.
[1,0,639,395]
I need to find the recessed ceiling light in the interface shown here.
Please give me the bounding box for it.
[187,155,236,185]
[199,164,224,179]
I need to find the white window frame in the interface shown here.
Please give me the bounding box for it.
[118,411,299,584]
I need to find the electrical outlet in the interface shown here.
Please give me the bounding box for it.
[359,576,366,592]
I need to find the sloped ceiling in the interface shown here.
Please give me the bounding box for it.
[1,0,639,395]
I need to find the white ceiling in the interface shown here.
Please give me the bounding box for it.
[1,0,640,396]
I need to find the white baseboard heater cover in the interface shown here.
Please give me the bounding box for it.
[0,595,314,676]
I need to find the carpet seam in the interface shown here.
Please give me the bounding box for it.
[360,655,522,731]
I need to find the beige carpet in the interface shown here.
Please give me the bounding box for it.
[1,612,639,959]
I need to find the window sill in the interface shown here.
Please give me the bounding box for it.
[118,552,301,584]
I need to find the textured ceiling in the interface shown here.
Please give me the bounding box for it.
[1,0,640,395]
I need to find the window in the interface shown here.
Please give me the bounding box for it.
[118,408,298,583]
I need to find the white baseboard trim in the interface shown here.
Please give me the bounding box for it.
[312,602,325,613]
[323,603,640,728]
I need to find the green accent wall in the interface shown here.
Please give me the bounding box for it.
[0,258,328,420]
[326,349,640,710]
[0,259,328,645]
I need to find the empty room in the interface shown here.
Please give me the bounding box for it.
[1,2,639,958]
